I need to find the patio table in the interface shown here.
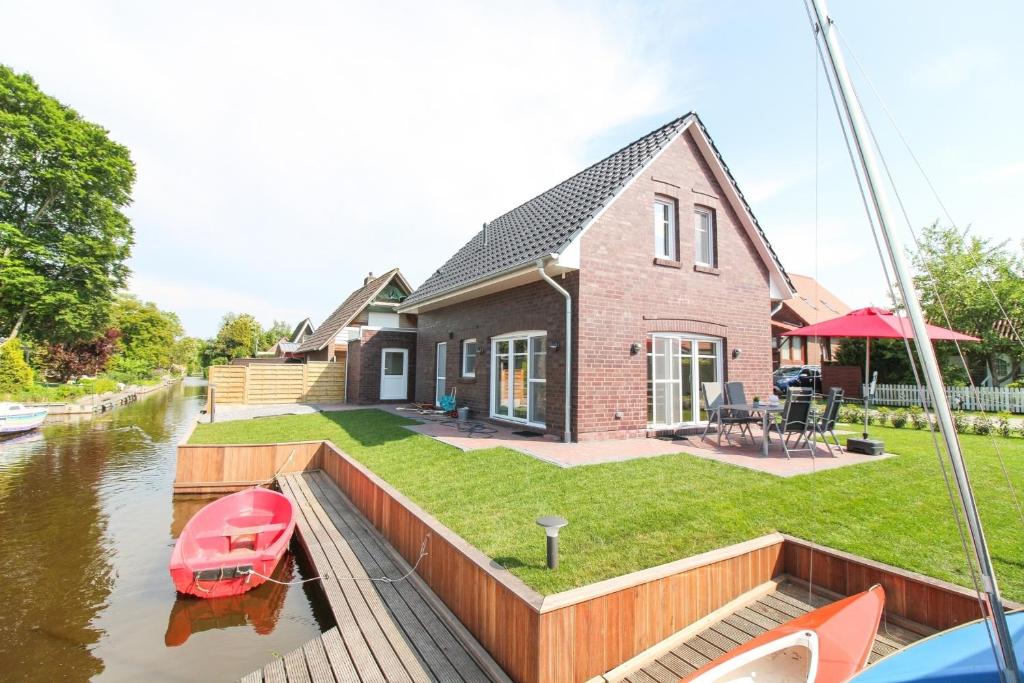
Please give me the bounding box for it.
[719,403,783,457]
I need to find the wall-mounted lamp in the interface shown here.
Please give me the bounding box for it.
[548,340,561,352]
[536,515,568,569]
[732,348,742,359]
[630,342,642,355]
[448,331,454,340]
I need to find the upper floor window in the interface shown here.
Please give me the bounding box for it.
[694,207,716,266]
[462,339,478,377]
[653,198,677,260]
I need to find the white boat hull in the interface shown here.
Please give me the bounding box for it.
[0,403,49,434]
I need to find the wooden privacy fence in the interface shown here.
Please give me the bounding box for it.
[869,383,1024,413]
[208,361,345,405]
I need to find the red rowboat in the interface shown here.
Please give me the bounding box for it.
[681,585,885,683]
[169,488,296,599]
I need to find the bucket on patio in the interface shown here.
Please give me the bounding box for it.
[457,407,469,422]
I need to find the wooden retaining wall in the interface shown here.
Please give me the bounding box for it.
[173,439,999,682]
[208,361,345,405]
[174,441,324,494]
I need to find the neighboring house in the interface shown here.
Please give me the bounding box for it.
[771,273,850,368]
[297,269,418,403]
[399,112,794,441]
[261,319,316,359]
[983,319,1023,387]
[290,318,315,347]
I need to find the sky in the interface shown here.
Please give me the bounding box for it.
[2,0,1021,337]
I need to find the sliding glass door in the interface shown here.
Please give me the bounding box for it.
[647,334,721,426]
[491,333,546,426]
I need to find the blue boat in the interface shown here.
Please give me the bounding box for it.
[853,612,1024,682]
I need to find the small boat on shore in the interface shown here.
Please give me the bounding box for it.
[169,488,296,599]
[682,585,885,683]
[0,402,49,434]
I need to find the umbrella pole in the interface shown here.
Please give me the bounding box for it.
[863,337,870,439]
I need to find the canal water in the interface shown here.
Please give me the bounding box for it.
[0,379,331,682]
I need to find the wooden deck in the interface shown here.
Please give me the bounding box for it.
[616,581,926,683]
[242,471,509,682]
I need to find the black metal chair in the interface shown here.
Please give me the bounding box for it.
[724,381,760,444]
[769,387,815,458]
[700,381,724,443]
[809,387,844,456]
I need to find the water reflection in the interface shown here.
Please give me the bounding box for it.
[0,380,330,682]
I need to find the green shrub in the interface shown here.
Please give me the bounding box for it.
[952,411,970,434]
[910,408,929,430]
[891,410,908,428]
[876,407,892,426]
[839,404,863,424]
[80,377,119,395]
[997,413,1012,438]
[973,415,993,436]
[0,338,34,393]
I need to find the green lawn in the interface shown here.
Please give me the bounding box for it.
[190,410,1024,598]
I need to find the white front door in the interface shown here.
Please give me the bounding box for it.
[435,342,447,406]
[380,348,408,400]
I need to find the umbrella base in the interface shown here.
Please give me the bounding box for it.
[847,438,885,455]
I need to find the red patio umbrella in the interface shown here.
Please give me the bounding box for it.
[782,307,978,444]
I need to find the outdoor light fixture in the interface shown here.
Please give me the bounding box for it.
[732,348,742,359]
[548,340,561,352]
[630,342,642,355]
[536,515,568,569]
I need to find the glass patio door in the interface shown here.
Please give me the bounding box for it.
[491,334,546,426]
[647,334,721,426]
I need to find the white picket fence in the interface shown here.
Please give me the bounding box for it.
[867,383,1024,414]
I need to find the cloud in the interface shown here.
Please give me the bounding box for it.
[2,0,696,336]
[920,45,999,90]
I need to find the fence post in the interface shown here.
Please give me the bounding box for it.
[244,363,252,405]
[209,385,216,423]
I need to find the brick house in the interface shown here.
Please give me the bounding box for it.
[771,273,850,368]
[297,269,418,403]
[399,113,794,441]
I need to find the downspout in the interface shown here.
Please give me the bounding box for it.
[537,260,572,443]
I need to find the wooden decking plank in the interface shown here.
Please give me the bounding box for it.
[746,599,797,626]
[306,471,487,682]
[240,671,262,683]
[625,669,661,683]
[670,643,711,670]
[320,627,361,683]
[278,477,386,682]
[284,477,411,683]
[656,651,696,677]
[706,620,749,647]
[264,658,287,683]
[283,646,312,683]
[732,606,780,631]
[302,636,337,683]
[721,614,766,638]
[288,476,427,683]
[685,635,726,662]
[641,660,681,683]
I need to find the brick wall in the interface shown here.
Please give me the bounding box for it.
[414,278,572,437]
[575,128,774,440]
[353,329,418,404]
[822,364,862,399]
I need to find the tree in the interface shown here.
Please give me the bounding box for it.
[911,224,1024,385]
[0,65,136,343]
[0,337,33,391]
[207,313,261,361]
[171,336,206,375]
[44,328,120,382]
[108,294,183,379]
[260,320,291,351]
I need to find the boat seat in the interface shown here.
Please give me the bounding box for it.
[194,522,287,540]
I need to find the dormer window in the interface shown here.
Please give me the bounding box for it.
[653,198,677,260]
[694,207,716,266]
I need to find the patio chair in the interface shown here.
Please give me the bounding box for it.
[808,387,844,456]
[768,387,815,458]
[724,381,760,444]
[700,381,758,446]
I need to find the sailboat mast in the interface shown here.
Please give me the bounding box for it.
[806,0,1020,679]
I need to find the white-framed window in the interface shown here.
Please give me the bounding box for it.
[694,207,715,266]
[647,334,722,426]
[490,331,546,426]
[654,198,677,260]
[462,339,478,377]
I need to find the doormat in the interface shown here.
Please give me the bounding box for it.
[512,430,545,438]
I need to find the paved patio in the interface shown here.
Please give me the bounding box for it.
[201,402,894,476]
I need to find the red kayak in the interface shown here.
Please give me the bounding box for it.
[682,585,885,683]
[169,488,296,599]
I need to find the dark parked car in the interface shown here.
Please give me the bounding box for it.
[773,365,822,396]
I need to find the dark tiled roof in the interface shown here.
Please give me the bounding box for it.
[404,113,699,306]
[298,269,404,352]
[290,318,314,342]
[404,112,792,307]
